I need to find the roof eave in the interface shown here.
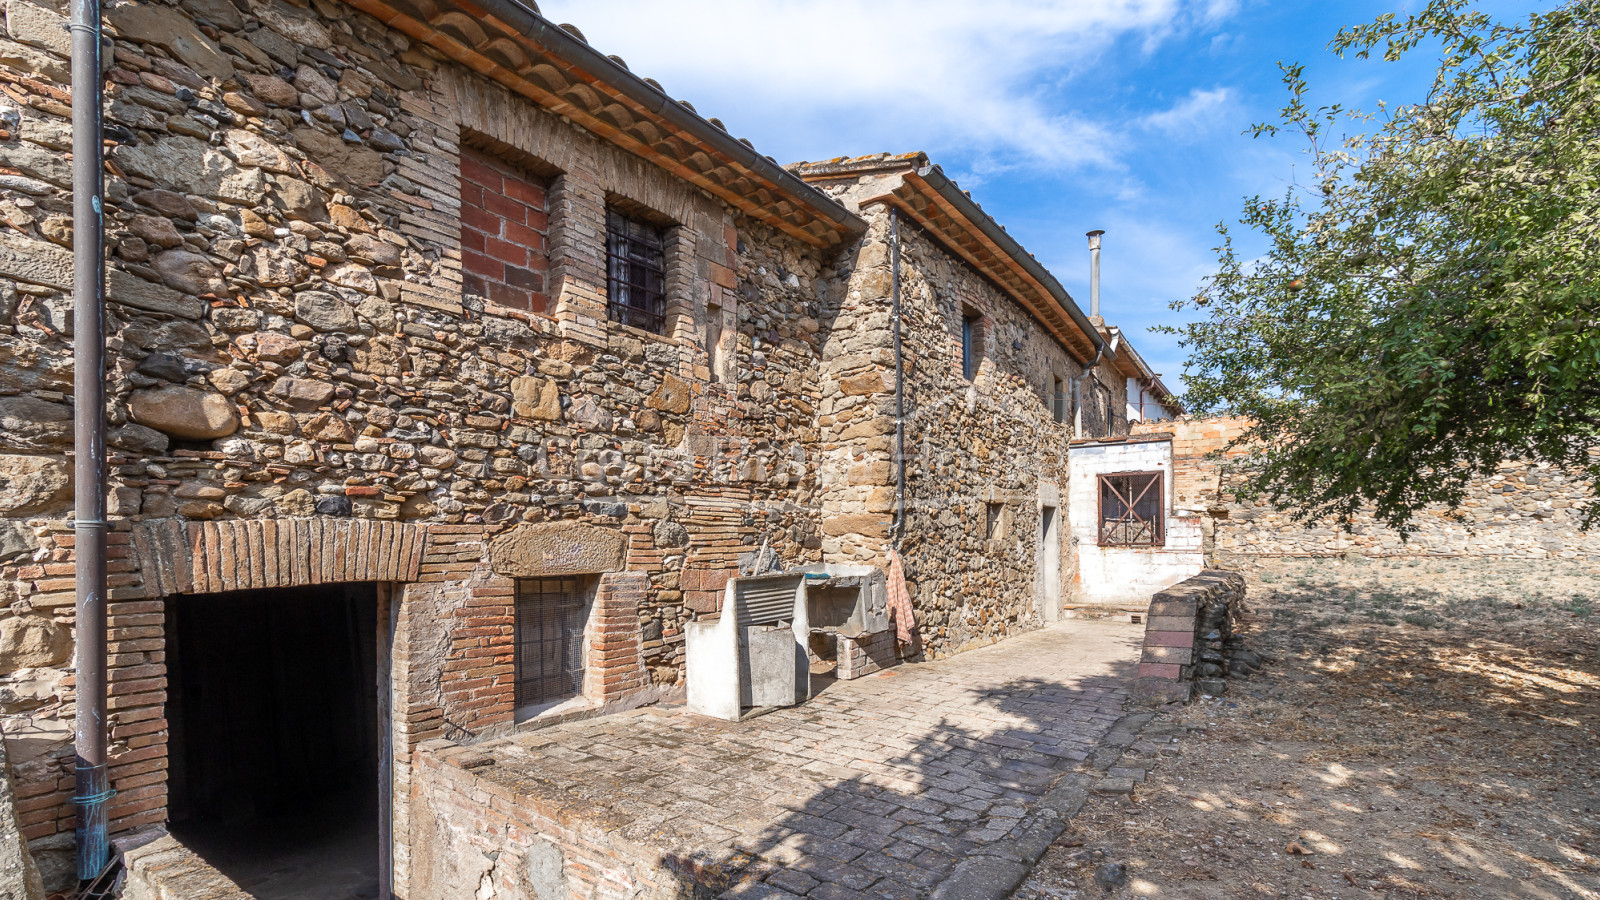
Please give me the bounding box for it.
[899,166,1106,364]
[338,0,864,247]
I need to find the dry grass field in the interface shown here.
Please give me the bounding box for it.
[1022,557,1600,899]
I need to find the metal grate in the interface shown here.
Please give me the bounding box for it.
[1098,471,1165,547]
[735,574,804,631]
[605,208,666,333]
[514,577,587,708]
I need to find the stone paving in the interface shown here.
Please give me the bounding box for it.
[462,619,1142,899]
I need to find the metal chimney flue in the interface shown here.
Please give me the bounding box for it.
[1086,230,1104,319]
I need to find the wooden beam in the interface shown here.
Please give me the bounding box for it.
[342,0,846,248]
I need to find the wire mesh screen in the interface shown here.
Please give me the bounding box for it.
[605,208,666,333]
[514,577,587,708]
[1098,471,1165,547]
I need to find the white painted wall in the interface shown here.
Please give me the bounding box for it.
[1068,439,1204,606]
[1126,377,1176,422]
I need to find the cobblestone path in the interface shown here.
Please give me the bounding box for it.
[472,619,1142,899]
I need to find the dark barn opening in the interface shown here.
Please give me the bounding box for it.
[166,584,381,900]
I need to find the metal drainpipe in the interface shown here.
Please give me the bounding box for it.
[890,208,905,548]
[69,0,110,882]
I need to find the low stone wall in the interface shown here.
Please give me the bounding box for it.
[0,736,44,900]
[835,629,897,680]
[1133,570,1245,703]
[1134,418,1600,560]
[410,740,685,900]
[122,833,249,900]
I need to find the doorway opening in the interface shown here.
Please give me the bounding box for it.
[166,583,383,900]
[1040,505,1061,623]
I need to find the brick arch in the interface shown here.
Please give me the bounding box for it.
[132,517,428,597]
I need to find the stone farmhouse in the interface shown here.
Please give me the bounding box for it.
[0,0,1189,894]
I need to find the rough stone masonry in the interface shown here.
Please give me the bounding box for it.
[1135,417,1600,561]
[0,0,1154,893]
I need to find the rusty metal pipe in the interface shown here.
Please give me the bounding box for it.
[891,208,905,546]
[69,0,109,882]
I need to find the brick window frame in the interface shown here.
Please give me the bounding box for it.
[602,195,692,339]
[1097,471,1165,547]
[459,140,555,315]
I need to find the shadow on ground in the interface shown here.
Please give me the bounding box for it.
[1024,558,1600,900]
[656,661,1139,898]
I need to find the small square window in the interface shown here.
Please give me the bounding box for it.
[985,502,1004,540]
[1098,472,1164,547]
[1051,375,1069,424]
[606,208,667,333]
[706,302,728,383]
[514,576,588,712]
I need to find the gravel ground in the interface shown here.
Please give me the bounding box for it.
[1021,557,1600,899]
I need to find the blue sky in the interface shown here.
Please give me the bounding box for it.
[540,0,1547,395]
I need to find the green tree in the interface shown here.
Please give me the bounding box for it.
[1170,0,1600,533]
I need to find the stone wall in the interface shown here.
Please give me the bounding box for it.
[1132,569,1244,704]
[1134,417,1600,561]
[0,0,832,865]
[811,201,1119,658]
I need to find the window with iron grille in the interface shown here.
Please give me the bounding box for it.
[1098,471,1164,547]
[514,577,588,710]
[605,208,667,333]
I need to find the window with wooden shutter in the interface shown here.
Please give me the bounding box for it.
[1097,471,1165,547]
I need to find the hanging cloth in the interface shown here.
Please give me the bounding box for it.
[885,549,917,646]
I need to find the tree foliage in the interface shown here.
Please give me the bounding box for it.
[1170,0,1600,533]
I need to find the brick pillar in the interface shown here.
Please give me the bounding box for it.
[586,572,648,702]
[547,168,609,346]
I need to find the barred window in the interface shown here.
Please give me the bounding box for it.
[605,208,666,333]
[1098,471,1164,547]
[514,577,587,711]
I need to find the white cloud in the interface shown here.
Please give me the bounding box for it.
[537,0,1236,169]
[1140,87,1235,138]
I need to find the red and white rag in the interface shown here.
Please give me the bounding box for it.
[886,549,916,646]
